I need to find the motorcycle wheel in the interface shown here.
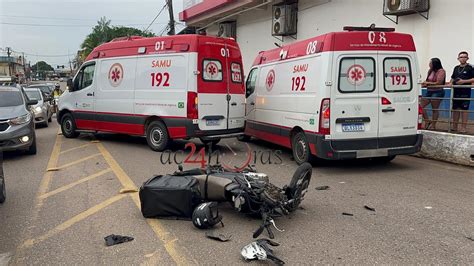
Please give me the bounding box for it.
[286,162,312,212]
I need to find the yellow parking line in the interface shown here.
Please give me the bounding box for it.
[59,143,93,154]
[57,153,101,169]
[20,194,127,249]
[96,143,197,265]
[39,168,113,200]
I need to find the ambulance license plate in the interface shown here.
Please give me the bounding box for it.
[342,123,365,132]
[206,120,220,126]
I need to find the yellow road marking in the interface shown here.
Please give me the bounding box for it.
[39,168,113,200]
[57,153,101,169]
[59,143,93,154]
[96,143,197,265]
[20,194,127,249]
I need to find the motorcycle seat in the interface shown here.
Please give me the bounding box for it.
[195,174,233,201]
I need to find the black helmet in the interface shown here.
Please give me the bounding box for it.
[192,202,223,229]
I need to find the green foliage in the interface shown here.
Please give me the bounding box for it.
[31,61,54,72]
[79,17,155,60]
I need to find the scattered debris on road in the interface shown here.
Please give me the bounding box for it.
[315,185,330,190]
[241,239,285,264]
[119,188,138,194]
[104,234,134,246]
[205,231,232,242]
[364,205,376,212]
[342,212,354,216]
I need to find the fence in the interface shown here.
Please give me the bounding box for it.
[420,85,474,134]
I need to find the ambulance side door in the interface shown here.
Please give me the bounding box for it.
[245,67,259,121]
[71,62,96,130]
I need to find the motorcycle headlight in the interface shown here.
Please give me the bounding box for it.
[9,113,32,125]
[35,106,42,112]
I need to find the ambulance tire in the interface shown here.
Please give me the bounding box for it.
[291,131,312,165]
[146,121,169,152]
[61,113,80,138]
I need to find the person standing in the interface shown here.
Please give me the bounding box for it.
[421,58,446,130]
[449,51,474,133]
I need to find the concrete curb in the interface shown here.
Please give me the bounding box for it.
[414,130,474,167]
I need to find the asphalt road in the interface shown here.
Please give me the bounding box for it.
[0,121,473,265]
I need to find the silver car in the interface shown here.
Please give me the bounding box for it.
[24,88,53,127]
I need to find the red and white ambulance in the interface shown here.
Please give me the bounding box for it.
[58,35,245,151]
[242,26,423,164]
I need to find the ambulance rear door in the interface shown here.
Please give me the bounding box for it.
[377,54,418,138]
[197,38,230,131]
[225,40,245,130]
[331,54,379,143]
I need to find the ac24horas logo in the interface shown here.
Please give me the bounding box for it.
[159,142,283,171]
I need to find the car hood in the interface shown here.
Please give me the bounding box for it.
[0,105,27,120]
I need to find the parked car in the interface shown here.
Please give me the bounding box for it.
[28,84,53,97]
[0,86,37,155]
[24,88,53,127]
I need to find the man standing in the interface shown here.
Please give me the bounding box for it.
[449,51,474,133]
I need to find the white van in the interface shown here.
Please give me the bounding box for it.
[242,26,423,164]
[58,35,245,151]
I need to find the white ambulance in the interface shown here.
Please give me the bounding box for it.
[58,35,245,151]
[242,26,423,164]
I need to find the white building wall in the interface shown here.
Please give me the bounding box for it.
[207,0,474,77]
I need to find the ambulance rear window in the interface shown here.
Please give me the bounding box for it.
[202,59,223,82]
[231,62,242,83]
[338,58,375,93]
[383,58,412,92]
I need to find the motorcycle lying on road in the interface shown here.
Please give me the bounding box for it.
[177,162,313,239]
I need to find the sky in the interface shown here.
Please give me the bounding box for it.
[0,0,185,67]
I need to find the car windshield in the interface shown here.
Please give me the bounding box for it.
[30,86,51,94]
[0,90,23,107]
[25,90,42,101]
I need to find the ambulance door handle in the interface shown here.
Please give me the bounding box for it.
[231,102,237,106]
[382,108,395,113]
[87,92,94,96]
[250,102,255,106]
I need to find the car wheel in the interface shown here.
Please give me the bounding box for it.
[146,121,170,152]
[61,113,79,138]
[200,138,221,147]
[26,135,37,155]
[0,176,5,204]
[291,131,312,165]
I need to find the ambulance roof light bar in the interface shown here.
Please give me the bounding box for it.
[343,24,395,32]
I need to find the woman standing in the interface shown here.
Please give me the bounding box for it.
[421,58,446,130]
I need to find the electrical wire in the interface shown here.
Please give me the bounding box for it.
[0,22,165,28]
[144,4,168,32]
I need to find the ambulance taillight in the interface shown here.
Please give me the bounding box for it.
[418,104,423,129]
[319,98,330,135]
[187,92,198,119]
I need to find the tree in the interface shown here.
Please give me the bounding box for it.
[31,61,54,72]
[79,17,154,60]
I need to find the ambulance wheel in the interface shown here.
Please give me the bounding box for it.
[200,138,220,147]
[291,131,312,165]
[61,113,79,138]
[146,121,169,152]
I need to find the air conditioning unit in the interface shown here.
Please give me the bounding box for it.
[272,3,297,36]
[217,22,237,39]
[383,0,429,16]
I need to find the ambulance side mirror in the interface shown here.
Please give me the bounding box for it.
[66,78,74,91]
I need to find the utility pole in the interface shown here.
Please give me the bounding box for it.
[166,0,175,35]
[6,47,12,77]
